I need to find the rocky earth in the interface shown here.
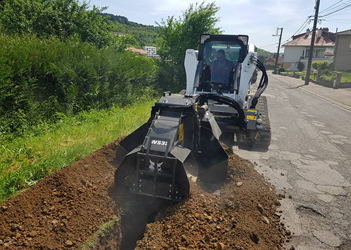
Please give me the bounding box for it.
[0,139,289,250]
[135,148,288,250]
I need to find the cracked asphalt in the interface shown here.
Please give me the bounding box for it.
[234,72,351,250]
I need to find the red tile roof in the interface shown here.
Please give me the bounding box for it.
[265,56,283,64]
[126,47,147,55]
[283,28,336,47]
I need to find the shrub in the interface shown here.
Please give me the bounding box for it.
[278,67,285,73]
[312,61,329,71]
[0,34,159,136]
[297,62,305,72]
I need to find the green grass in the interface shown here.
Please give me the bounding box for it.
[281,71,317,81]
[0,100,155,203]
[290,70,351,83]
[341,72,351,83]
[81,216,120,250]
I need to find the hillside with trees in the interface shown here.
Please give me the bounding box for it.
[100,13,161,47]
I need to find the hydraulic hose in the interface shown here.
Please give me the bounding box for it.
[195,93,246,127]
[250,59,268,109]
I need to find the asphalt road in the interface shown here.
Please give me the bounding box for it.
[234,73,351,250]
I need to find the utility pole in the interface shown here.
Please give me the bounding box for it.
[305,0,321,85]
[273,28,283,74]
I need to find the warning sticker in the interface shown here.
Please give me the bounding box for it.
[247,115,257,121]
[179,124,184,142]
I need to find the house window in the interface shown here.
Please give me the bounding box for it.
[305,48,325,58]
[315,49,325,58]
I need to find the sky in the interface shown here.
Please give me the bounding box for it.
[88,0,351,53]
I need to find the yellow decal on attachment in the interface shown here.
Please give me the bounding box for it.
[247,115,257,121]
[179,123,184,142]
[247,109,257,113]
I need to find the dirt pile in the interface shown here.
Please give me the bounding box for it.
[0,140,122,249]
[135,150,287,250]
[0,139,287,250]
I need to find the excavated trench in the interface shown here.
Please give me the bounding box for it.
[0,138,289,250]
[109,187,173,250]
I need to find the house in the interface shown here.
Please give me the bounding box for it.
[333,29,351,71]
[142,46,157,57]
[264,56,283,66]
[282,28,336,71]
[126,47,148,56]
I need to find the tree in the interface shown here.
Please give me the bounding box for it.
[297,61,305,72]
[0,0,113,47]
[156,2,221,91]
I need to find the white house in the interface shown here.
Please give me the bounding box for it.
[333,29,351,71]
[142,46,157,57]
[282,28,336,71]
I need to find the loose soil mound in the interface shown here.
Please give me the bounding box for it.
[0,140,122,249]
[135,149,286,250]
[0,139,287,250]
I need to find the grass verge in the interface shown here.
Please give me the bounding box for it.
[0,100,155,203]
[281,71,351,82]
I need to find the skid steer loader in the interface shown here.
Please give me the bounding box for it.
[114,34,270,201]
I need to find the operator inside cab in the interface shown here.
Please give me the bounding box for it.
[210,49,234,83]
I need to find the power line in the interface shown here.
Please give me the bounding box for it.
[282,16,311,45]
[319,0,351,14]
[282,0,309,25]
[283,0,313,29]
[320,2,351,17]
[260,43,278,48]
[322,6,351,18]
[292,17,311,36]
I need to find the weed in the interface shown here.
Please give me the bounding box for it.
[81,216,121,250]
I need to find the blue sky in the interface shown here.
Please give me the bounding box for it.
[89,0,351,52]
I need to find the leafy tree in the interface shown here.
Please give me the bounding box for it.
[0,0,113,47]
[156,1,221,91]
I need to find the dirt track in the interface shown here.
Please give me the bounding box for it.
[0,139,289,249]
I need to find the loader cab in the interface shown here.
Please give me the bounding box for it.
[194,34,249,95]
